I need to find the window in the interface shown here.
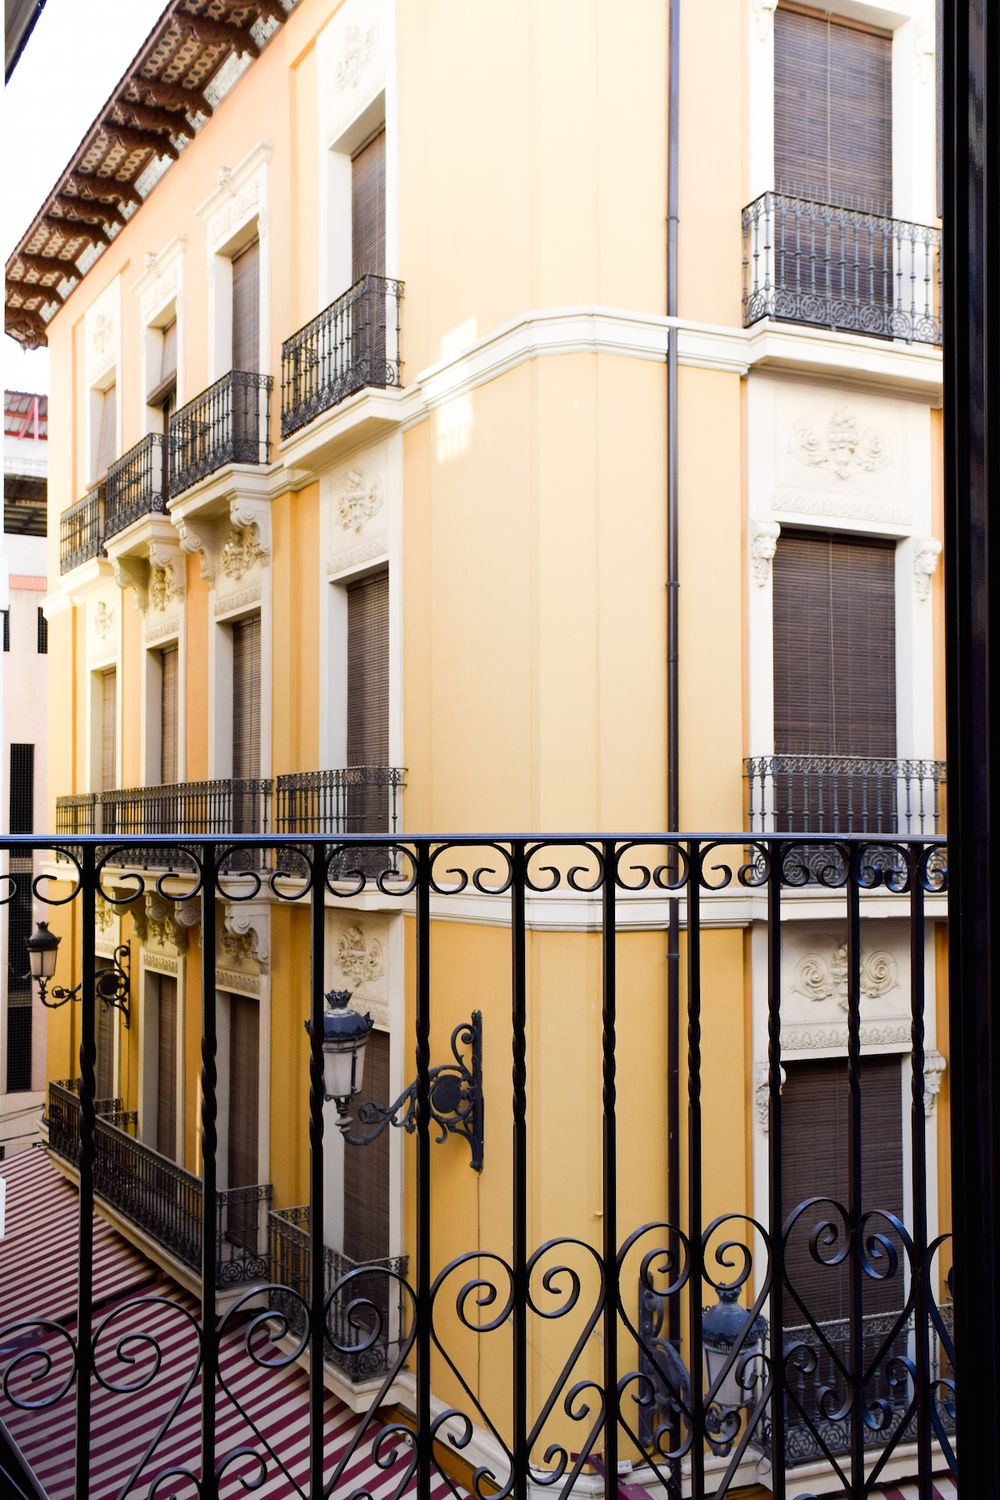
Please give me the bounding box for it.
[2,609,8,651]
[148,316,178,430]
[160,644,179,785]
[155,973,178,1159]
[231,240,260,373]
[346,570,389,832]
[37,607,47,654]
[343,1026,391,1346]
[95,963,116,1101]
[226,993,260,1249]
[99,668,117,793]
[9,743,35,834]
[6,744,35,1092]
[780,1055,906,1439]
[93,382,117,480]
[772,530,896,830]
[351,129,386,374]
[774,7,892,213]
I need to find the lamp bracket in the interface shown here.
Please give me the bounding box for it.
[339,1010,484,1171]
[38,943,131,1028]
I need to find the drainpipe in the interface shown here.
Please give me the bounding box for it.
[665,0,682,1378]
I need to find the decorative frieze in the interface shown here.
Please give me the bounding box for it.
[773,490,912,526]
[782,1020,910,1052]
[216,966,261,996]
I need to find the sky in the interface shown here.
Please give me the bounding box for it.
[2,0,166,396]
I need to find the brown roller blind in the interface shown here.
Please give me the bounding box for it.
[160,644,178,785]
[352,129,386,281]
[95,383,117,478]
[781,1054,904,1330]
[773,530,896,758]
[774,7,892,213]
[156,974,177,1159]
[100,669,117,792]
[232,616,261,781]
[346,571,389,833]
[231,239,260,372]
[95,964,115,1101]
[226,994,260,1251]
[343,1028,390,1264]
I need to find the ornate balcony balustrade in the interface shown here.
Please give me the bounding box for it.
[273,766,404,836]
[268,1206,407,1382]
[280,274,404,438]
[744,755,947,837]
[3,830,956,1497]
[104,432,169,539]
[59,483,105,573]
[168,369,274,494]
[56,779,271,847]
[742,192,942,345]
[45,1080,270,1284]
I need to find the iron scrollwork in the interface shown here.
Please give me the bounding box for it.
[339,1010,484,1171]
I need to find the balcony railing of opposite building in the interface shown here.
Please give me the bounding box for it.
[273,766,404,835]
[169,369,274,494]
[744,755,946,837]
[104,432,169,539]
[268,1206,408,1382]
[59,483,105,573]
[742,192,942,345]
[280,274,404,439]
[46,1079,270,1284]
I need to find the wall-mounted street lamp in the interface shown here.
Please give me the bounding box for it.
[702,1286,767,1416]
[309,989,484,1171]
[25,920,131,1027]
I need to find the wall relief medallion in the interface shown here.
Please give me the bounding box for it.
[221,524,265,581]
[749,517,780,587]
[789,408,890,481]
[336,925,384,987]
[93,601,114,640]
[793,943,899,1010]
[95,898,114,935]
[337,469,383,532]
[149,563,181,612]
[337,25,375,87]
[913,536,943,601]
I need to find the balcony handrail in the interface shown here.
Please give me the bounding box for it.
[741,189,942,345]
[59,483,105,574]
[169,368,274,494]
[104,431,169,539]
[280,273,404,439]
[46,1081,271,1280]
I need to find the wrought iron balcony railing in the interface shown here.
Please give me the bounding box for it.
[744,754,946,836]
[273,766,404,836]
[46,1080,270,1284]
[742,192,942,345]
[268,1206,407,1382]
[59,483,105,573]
[56,779,271,846]
[104,432,169,539]
[168,369,274,494]
[280,274,404,438]
[2,830,956,1498]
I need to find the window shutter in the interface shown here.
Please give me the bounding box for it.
[95,384,117,478]
[343,1028,390,1264]
[160,644,179,785]
[37,607,48,654]
[9,743,35,834]
[226,994,260,1249]
[95,966,115,1101]
[774,7,892,213]
[101,669,117,793]
[773,530,896,758]
[231,240,260,373]
[346,571,389,832]
[780,1055,905,1360]
[155,974,178,1158]
[2,609,8,651]
[352,129,386,281]
[232,616,261,782]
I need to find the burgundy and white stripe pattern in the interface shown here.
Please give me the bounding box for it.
[1,1149,460,1499]
[873,1484,957,1500]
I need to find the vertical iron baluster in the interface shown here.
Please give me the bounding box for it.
[909,851,932,1498]
[511,841,528,1500]
[309,852,326,1499]
[200,845,219,1489]
[767,838,786,1500]
[687,841,705,1500]
[846,855,863,1495]
[415,841,432,1500]
[601,840,619,1500]
[75,843,97,1500]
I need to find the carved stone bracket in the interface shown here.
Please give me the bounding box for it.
[924,1048,946,1114]
[751,0,778,42]
[750,517,780,587]
[144,892,186,950]
[176,517,225,583]
[222,901,270,969]
[113,555,150,613]
[754,1060,786,1132]
[913,536,943,601]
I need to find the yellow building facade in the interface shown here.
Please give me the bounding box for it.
[3,1,951,1496]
